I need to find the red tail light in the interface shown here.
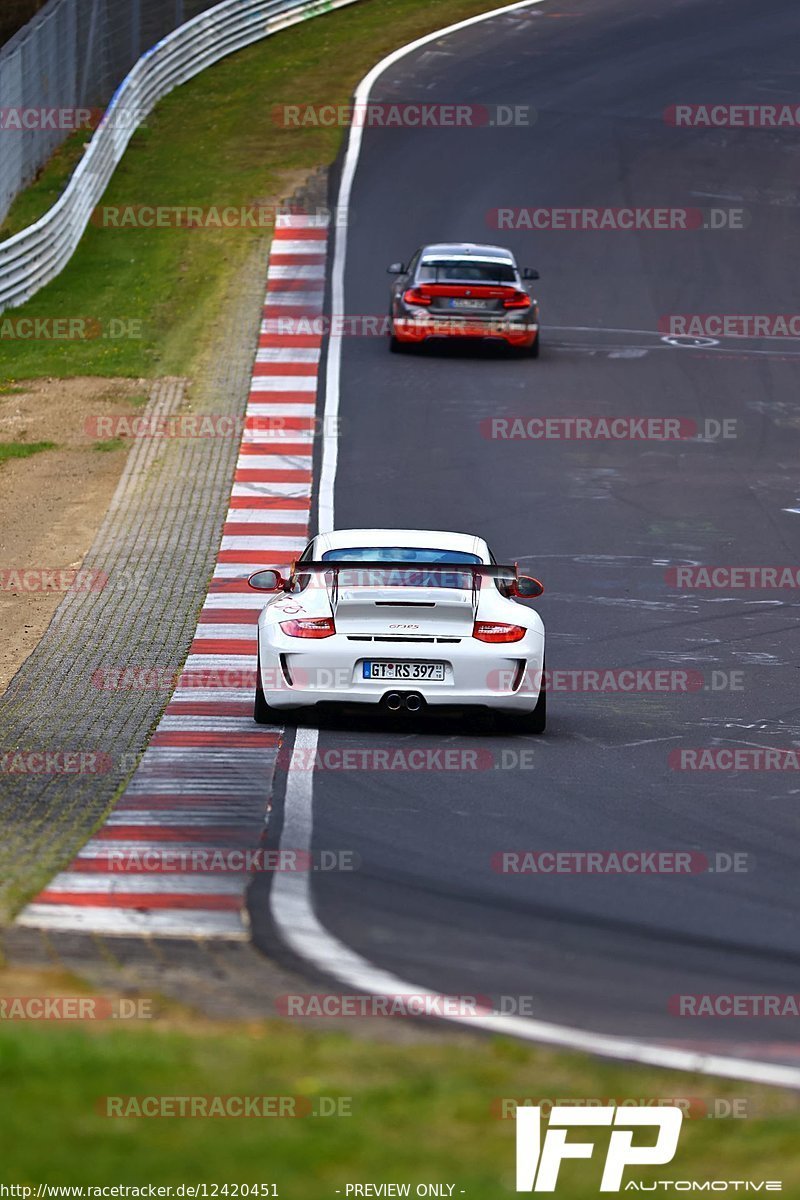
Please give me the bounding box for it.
[473,621,526,643]
[402,288,432,306]
[503,290,532,309]
[280,617,336,638]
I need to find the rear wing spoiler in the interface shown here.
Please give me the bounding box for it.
[286,561,519,609]
[288,560,518,577]
[247,560,544,601]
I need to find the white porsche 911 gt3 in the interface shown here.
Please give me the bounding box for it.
[248,529,546,731]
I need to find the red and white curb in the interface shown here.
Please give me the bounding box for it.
[18,214,328,938]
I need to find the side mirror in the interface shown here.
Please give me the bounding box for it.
[248,568,286,592]
[512,575,544,599]
[387,262,406,274]
[522,267,539,280]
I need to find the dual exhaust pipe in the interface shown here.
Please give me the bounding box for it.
[385,691,424,713]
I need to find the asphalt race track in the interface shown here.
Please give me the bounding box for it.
[252,0,800,1062]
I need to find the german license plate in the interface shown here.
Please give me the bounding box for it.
[450,298,489,309]
[363,661,445,681]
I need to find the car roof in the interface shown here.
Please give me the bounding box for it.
[419,242,516,263]
[313,528,491,562]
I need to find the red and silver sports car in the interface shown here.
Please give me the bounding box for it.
[386,242,540,355]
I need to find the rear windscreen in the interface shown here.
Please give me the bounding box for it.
[417,260,517,283]
[320,548,482,590]
[322,547,481,564]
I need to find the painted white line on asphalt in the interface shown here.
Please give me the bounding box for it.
[256,347,322,361]
[260,321,324,335]
[17,905,248,937]
[234,456,311,472]
[158,712,259,728]
[242,428,315,443]
[265,288,324,304]
[268,265,326,281]
[104,811,263,825]
[120,778,268,795]
[189,627,258,642]
[75,840,263,856]
[269,240,327,255]
[245,401,317,414]
[211,562,290,579]
[249,375,318,391]
[168,691,253,704]
[229,482,312,497]
[47,873,247,895]
[269,0,800,1090]
[182,654,256,669]
[219,508,311,524]
[274,215,329,229]
[221,536,307,552]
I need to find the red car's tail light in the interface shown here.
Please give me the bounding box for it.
[472,621,526,643]
[280,617,336,638]
[502,290,532,309]
[402,287,432,305]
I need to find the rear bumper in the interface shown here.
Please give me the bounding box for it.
[392,315,538,347]
[258,630,544,712]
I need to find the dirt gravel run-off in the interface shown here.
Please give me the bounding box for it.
[0,377,148,692]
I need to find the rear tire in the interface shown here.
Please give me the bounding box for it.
[529,333,540,358]
[509,658,547,733]
[254,651,283,725]
[389,334,410,354]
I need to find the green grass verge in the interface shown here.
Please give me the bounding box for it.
[0,0,499,382]
[0,1013,798,1195]
[0,439,56,463]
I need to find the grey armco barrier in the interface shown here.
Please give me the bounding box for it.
[0,0,359,311]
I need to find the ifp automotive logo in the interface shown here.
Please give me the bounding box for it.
[515,1104,682,1192]
[514,1105,783,1191]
